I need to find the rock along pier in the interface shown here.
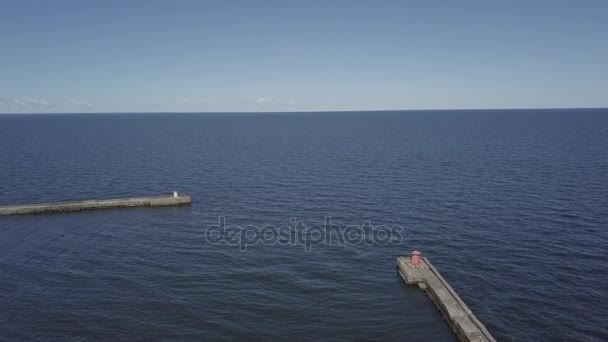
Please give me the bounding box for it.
[0,191,191,216]
[397,252,496,342]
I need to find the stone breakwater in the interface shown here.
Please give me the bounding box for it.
[397,254,496,342]
[0,193,191,216]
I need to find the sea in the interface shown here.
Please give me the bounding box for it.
[0,109,607,341]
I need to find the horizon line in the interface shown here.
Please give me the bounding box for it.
[0,107,607,115]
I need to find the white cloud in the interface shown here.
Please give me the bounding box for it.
[0,97,53,108]
[255,97,297,106]
[170,97,299,109]
[176,98,222,106]
[69,99,93,107]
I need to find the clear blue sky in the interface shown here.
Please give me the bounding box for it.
[1,0,607,113]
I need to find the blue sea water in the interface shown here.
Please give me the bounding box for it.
[0,109,607,341]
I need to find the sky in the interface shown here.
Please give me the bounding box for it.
[1,0,607,113]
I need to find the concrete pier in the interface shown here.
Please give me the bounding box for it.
[0,192,191,216]
[396,254,496,342]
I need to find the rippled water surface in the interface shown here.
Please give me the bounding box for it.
[1,110,607,341]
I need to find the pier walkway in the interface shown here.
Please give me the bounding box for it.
[0,192,191,216]
[397,253,496,342]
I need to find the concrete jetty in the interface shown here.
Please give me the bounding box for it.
[397,252,496,342]
[0,191,191,216]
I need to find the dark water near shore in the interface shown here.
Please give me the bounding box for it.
[1,110,607,341]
